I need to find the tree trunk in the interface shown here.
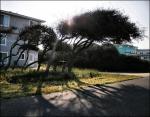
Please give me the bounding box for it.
[37,62,41,71]
[45,40,59,73]
[45,61,51,73]
[25,60,39,69]
[67,53,74,73]
[62,63,66,72]
[67,62,73,73]
[5,39,20,70]
[53,65,57,72]
[5,47,13,70]
[37,49,47,71]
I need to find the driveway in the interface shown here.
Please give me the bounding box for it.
[1,76,150,117]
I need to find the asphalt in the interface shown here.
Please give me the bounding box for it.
[1,76,150,117]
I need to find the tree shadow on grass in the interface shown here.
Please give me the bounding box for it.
[2,70,149,116]
[9,71,80,83]
[8,71,86,97]
[1,83,149,117]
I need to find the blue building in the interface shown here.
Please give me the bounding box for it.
[115,44,138,56]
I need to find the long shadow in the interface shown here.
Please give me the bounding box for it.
[9,71,83,83]
[1,84,149,117]
[70,84,150,116]
[1,69,150,117]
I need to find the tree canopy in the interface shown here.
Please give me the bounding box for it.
[2,24,57,70]
[2,9,144,73]
[57,9,142,72]
[19,24,57,51]
[58,9,142,43]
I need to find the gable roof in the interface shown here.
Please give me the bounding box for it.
[0,10,45,23]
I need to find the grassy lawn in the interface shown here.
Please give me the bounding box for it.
[0,68,142,99]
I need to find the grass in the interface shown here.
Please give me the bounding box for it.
[0,67,142,99]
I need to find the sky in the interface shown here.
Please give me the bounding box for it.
[1,1,149,49]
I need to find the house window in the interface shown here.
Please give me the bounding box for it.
[0,33,7,45]
[0,14,10,27]
[140,52,143,55]
[19,53,25,60]
[0,52,8,63]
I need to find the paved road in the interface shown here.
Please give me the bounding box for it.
[1,77,150,117]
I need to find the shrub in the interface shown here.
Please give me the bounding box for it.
[4,70,77,84]
[74,44,150,72]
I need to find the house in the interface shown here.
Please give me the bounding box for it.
[114,44,138,56]
[0,10,45,67]
[137,49,150,61]
[115,44,150,61]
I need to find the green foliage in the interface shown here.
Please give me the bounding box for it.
[57,9,142,72]
[0,70,74,84]
[19,25,56,47]
[74,44,150,72]
[58,9,142,43]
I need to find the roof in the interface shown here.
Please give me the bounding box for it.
[138,49,150,51]
[0,10,45,23]
[114,44,138,49]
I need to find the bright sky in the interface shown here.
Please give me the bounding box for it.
[1,1,149,49]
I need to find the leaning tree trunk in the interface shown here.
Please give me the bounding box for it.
[5,46,15,70]
[45,51,56,72]
[2,48,20,69]
[37,48,48,71]
[5,39,20,70]
[45,40,59,73]
[62,63,67,72]
[25,60,39,69]
[37,62,42,71]
[67,52,75,73]
[67,61,73,73]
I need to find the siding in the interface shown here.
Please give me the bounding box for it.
[1,13,39,68]
[10,15,30,31]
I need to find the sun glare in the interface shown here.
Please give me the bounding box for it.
[67,19,74,26]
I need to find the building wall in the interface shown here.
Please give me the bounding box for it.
[0,13,40,67]
[10,15,30,30]
[115,44,137,56]
[137,49,150,61]
[115,44,150,61]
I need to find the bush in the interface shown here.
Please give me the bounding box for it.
[4,71,76,84]
[74,44,150,72]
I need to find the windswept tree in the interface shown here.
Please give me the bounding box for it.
[2,24,57,71]
[19,25,57,71]
[57,9,143,72]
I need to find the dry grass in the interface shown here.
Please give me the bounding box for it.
[0,68,142,99]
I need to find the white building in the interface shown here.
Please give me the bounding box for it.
[0,10,45,67]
